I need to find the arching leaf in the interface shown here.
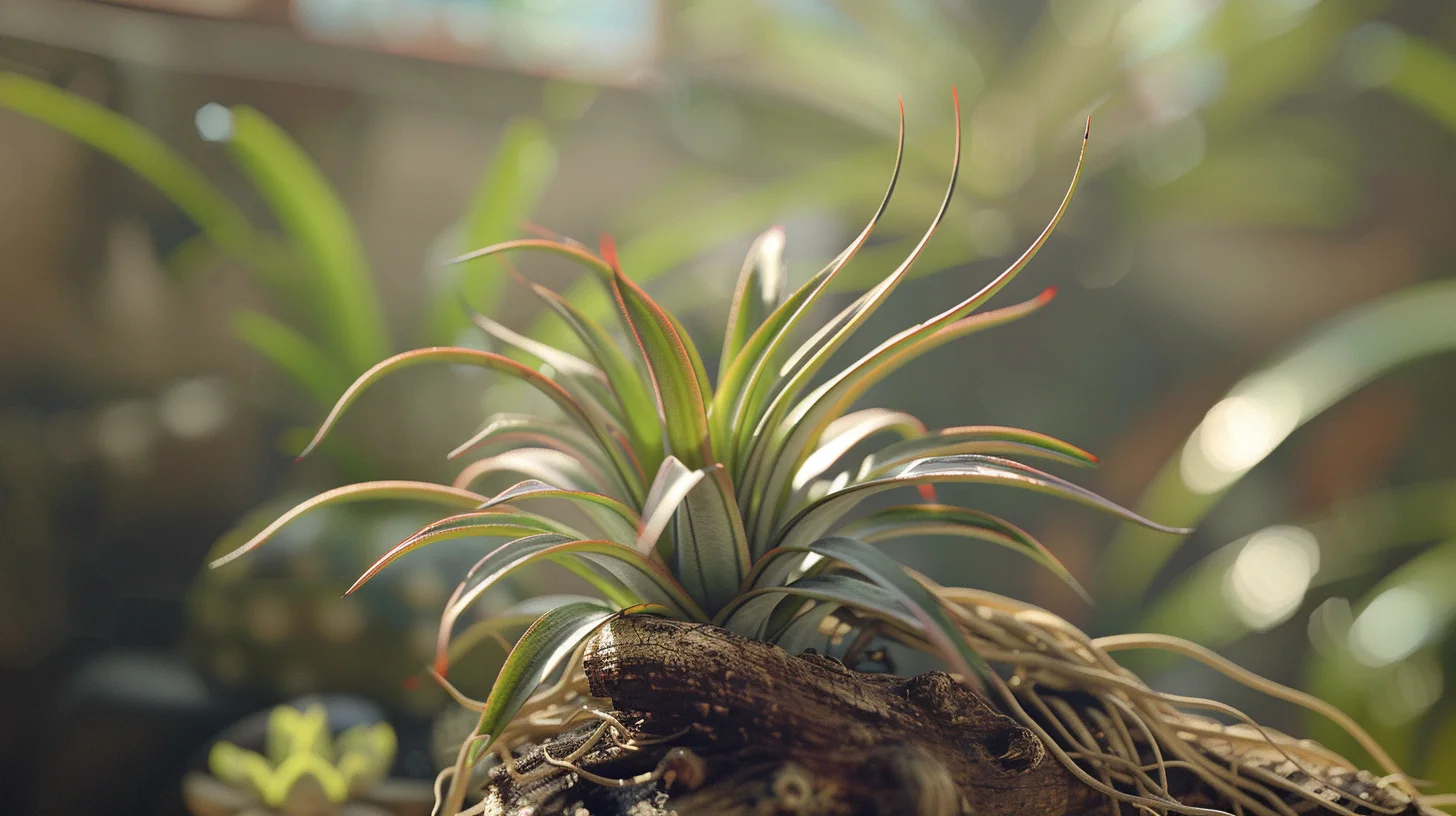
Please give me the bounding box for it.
[719,225,788,384]
[477,479,639,546]
[469,601,616,757]
[294,347,643,501]
[512,272,662,470]
[209,481,486,569]
[636,456,705,556]
[840,504,1090,602]
[774,454,1188,554]
[347,510,583,594]
[857,425,1097,480]
[792,409,926,492]
[602,237,713,468]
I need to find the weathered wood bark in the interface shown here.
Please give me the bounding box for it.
[477,617,1433,816]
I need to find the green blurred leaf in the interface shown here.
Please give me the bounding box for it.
[1103,279,1456,607]
[1137,480,1456,649]
[432,118,558,343]
[1384,35,1456,135]
[231,310,350,407]
[223,105,389,372]
[0,73,287,289]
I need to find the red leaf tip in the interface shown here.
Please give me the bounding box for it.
[1038,286,1059,302]
[598,233,620,272]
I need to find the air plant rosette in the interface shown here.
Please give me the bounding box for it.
[211,95,1450,815]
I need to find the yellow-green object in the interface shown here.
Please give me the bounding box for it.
[207,704,396,808]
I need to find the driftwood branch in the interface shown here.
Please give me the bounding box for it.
[476,617,1432,816]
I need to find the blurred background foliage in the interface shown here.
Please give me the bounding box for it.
[1,0,1455,813]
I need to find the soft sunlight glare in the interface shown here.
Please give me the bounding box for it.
[1179,381,1303,494]
[1222,525,1320,631]
[1348,587,1433,668]
[194,103,234,143]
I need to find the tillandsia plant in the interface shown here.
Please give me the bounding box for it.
[212,95,1446,816]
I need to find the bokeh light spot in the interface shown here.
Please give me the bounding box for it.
[1221,525,1320,631]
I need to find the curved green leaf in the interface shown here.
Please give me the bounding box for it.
[471,312,605,383]
[773,599,845,655]
[716,102,908,475]
[747,120,1089,541]
[736,96,967,506]
[603,237,713,468]
[719,226,788,384]
[674,466,752,615]
[347,510,581,594]
[470,312,620,421]
[224,106,388,372]
[857,424,1098,480]
[636,456,704,555]
[839,504,1090,602]
[443,594,603,668]
[775,454,1188,554]
[469,601,616,756]
[512,272,662,470]
[295,347,643,501]
[720,574,921,642]
[450,238,613,279]
[0,73,279,286]
[805,538,987,682]
[208,481,487,568]
[792,409,926,492]
[441,535,704,645]
[751,291,1058,548]
[454,448,602,495]
[477,479,639,546]
[447,413,618,490]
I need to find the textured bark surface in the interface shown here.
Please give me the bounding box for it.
[477,617,1432,816]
